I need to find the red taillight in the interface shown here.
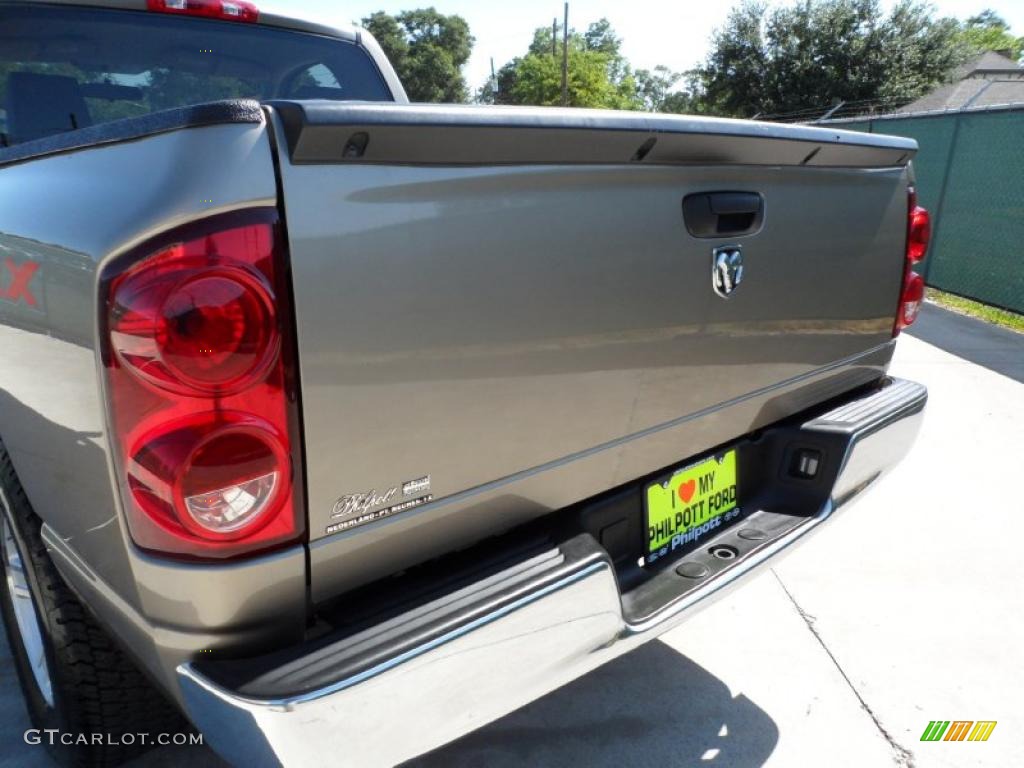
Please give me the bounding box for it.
[146,0,258,23]
[102,211,302,559]
[895,188,931,335]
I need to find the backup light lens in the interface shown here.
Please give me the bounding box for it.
[185,472,278,533]
[898,272,925,328]
[178,428,285,537]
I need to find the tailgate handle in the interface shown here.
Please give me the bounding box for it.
[682,192,764,238]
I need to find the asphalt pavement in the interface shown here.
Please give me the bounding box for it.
[2,302,1021,768]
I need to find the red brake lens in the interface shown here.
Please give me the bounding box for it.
[111,229,279,396]
[158,269,277,392]
[103,211,302,560]
[146,0,259,23]
[908,205,931,264]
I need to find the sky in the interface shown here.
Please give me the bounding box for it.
[272,0,1024,92]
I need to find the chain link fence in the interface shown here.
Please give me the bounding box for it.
[823,105,1024,314]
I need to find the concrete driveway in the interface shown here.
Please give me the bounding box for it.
[2,303,1021,768]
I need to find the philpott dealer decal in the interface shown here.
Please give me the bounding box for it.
[326,476,433,535]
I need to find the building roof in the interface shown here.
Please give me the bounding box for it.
[955,50,1023,79]
[898,50,1024,113]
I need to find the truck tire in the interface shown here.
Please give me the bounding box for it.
[0,442,188,767]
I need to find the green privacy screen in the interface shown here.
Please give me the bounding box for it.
[829,108,1024,313]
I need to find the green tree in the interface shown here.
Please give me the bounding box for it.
[697,0,965,118]
[635,66,694,112]
[481,18,690,111]
[956,10,1023,61]
[362,8,473,103]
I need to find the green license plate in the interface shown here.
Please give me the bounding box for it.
[645,450,740,565]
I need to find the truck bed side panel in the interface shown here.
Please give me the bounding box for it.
[0,114,307,695]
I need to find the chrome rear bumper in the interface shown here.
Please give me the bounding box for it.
[178,378,926,768]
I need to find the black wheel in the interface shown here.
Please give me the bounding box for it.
[0,441,188,767]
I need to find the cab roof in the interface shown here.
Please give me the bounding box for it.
[15,0,361,42]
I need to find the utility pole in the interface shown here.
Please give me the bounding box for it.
[552,18,557,56]
[561,3,569,106]
[490,57,496,101]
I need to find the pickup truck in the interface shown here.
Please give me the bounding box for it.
[0,2,930,766]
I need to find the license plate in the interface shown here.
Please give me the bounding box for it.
[645,450,740,565]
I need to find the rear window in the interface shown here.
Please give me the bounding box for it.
[0,3,393,146]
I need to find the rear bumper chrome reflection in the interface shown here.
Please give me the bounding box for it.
[178,377,926,768]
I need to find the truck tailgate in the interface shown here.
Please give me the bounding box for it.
[265,103,915,600]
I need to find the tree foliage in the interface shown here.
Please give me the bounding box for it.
[479,19,689,111]
[634,66,693,113]
[362,8,473,103]
[956,10,1024,61]
[697,0,966,118]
